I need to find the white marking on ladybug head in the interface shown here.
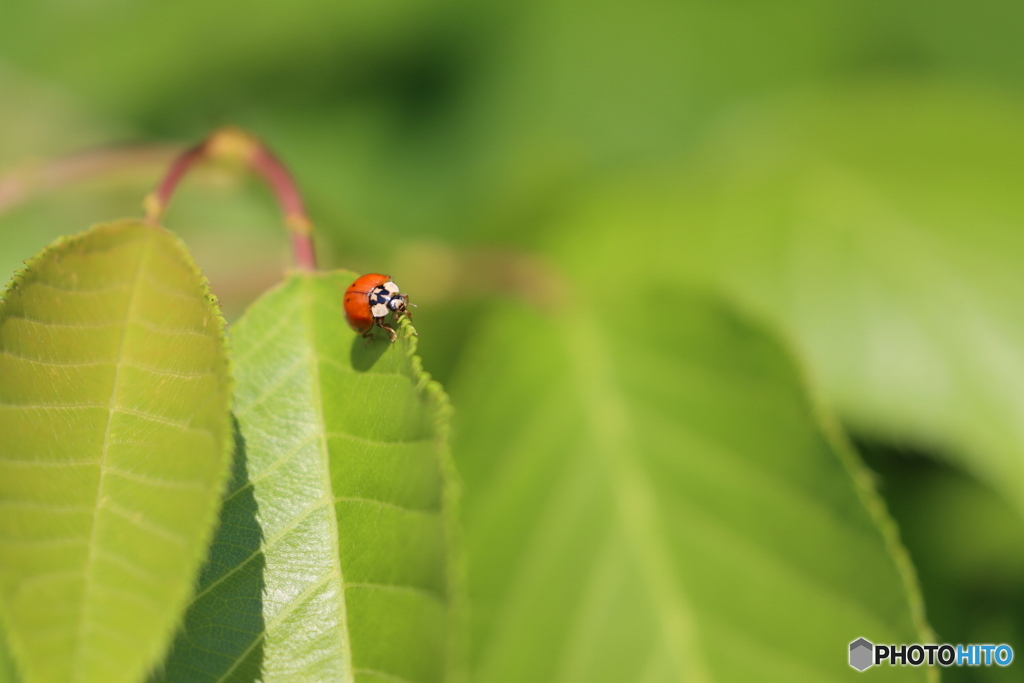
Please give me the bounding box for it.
[370,303,389,318]
[387,296,407,312]
[383,281,400,295]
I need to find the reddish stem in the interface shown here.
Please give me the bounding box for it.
[144,128,317,271]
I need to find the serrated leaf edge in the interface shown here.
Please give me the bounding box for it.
[720,290,938,682]
[0,218,235,683]
[396,314,465,683]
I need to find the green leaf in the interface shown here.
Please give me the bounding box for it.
[450,289,931,683]
[155,271,457,683]
[543,81,1024,520]
[0,622,20,683]
[0,220,233,683]
[861,443,1024,648]
[0,0,449,115]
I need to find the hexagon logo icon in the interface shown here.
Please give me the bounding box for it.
[850,638,874,671]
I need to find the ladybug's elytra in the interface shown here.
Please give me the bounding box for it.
[343,273,411,343]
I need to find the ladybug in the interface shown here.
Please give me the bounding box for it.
[343,273,411,342]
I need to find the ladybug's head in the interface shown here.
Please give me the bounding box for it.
[387,294,409,316]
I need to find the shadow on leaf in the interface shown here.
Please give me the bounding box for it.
[150,418,266,683]
[350,332,389,372]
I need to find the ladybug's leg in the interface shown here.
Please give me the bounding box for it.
[375,317,398,343]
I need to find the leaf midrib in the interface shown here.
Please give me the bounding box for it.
[301,274,354,683]
[564,311,923,683]
[70,228,155,683]
[565,310,712,683]
[183,275,356,683]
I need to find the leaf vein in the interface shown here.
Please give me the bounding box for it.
[352,667,419,683]
[0,536,88,548]
[325,430,431,447]
[132,318,211,339]
[334,496,440,516]
[212,571,339,683]
[71,227,154,682]
[101,501,187,546]
[220,433,319,506]
[95,549,162,585]
[141,272,198,302]
[106,466,207,492]
[0,458,99,468]
[27,280,131,295]
[186,499,333,607]
[7,315,120,330]
[0,349,114,367]
[0,500,92,512]
[0,402,106,410]
[120,361,215,379]
[344,581,444,603]
[230,308,298,366]
[92,583,162,612]
[233,355,307,416]
[112,406,210,434]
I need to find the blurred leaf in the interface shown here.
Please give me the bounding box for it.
[0,624,19,683]
[155,271,457,683]
[0,220,233,683]
[861,442,1024,663]
[450,289,932,683]
[447,0,1024,245]
[0,64,139,294]
[543,80,1024,521]
[0,0,450,117]
[5,0,1024,253]
[0,65,115,166]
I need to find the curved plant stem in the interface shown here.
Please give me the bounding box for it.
[144,127,317,270]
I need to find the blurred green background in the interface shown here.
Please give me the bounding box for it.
[3,1,1024,680]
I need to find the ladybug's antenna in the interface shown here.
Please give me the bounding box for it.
[144,127,317,271]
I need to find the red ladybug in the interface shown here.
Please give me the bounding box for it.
[343,273,411,342]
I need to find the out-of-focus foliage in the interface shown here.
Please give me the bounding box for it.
[4,0,1024,681]
[862,441,1024,677]
[543,81,1024,520]
[4,0,1024,246]
[0,629,16,683]
[450,292,931,683]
